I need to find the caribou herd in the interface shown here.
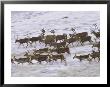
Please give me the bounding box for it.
[12,24,100,65]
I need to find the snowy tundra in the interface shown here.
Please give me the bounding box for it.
[11,11,100,77]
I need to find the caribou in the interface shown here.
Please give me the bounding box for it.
[15,37,30,48]
[75,32,88,39]
[50,54,66,62]
[91,30,100,39]
[57,47,70,54]
[79,36,92,45]
[37,54,51,64]
[33,48,49,53]
[90,50,100,62]
[50,46,70,54]
[92,42,100,50]
[11,57,15,64]
[66,37,78,45]
[50,41,67,48]
[13,56,32,65]
[55,34,67,42]
[29,35,43,45]
[73,54,91,62]
[44,35,56,46]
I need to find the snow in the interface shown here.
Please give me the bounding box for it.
[11,61,99,77]
[11,11,100,77]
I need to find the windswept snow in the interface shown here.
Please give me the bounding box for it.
[11,11,100,77]
[12,61,99,77]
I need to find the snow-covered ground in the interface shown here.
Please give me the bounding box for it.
[11,11,100,77]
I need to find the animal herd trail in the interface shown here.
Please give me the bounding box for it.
[11,11,100,77]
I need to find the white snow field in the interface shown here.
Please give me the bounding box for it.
[11,11,100,77]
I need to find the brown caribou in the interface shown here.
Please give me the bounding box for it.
[50,41,67,48]
[44,35,56,46]
[50,54,66,62]
[55,34,67,42]
[13,56,32,65]
[91,30,100,39]
[15,37,30,48]
[57,47,70,54]
[90,50,100,62]
[73,54,91,62]
[79,36,92,45]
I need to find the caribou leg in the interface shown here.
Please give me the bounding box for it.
[80,42,83,46]
[98,58,100,62]
[76,41,80,46]
[87,58,92,64]
[18,43,21,48]
[80,59,82,62]
[64,60,67,66]
[26,42,28,48]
